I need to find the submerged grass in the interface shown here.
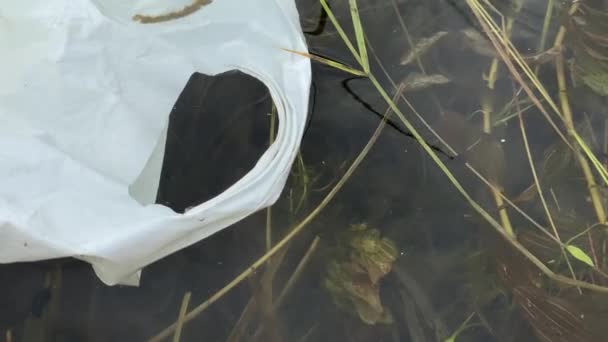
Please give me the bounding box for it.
[148,0,608,340]
[468,0,608,193]
[518,111,580,292]
[306,0,608,293]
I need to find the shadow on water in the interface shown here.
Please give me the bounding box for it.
[4,0,608,341]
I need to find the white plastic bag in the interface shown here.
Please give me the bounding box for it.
[0,0,311,285]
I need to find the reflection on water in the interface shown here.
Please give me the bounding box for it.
[3,0,608,341]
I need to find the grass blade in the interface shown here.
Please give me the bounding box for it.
[573,131,608,184]
[319,0,364,69]
[282,49,366,76]
[349,0,369,73]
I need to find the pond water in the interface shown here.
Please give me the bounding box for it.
[3,0,608,341]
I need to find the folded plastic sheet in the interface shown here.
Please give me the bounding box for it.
[0,0,311,285]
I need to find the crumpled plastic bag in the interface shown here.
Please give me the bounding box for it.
[0,0,311,286]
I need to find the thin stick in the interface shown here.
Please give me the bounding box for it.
[482,0,521,131]
[517,99,560,242]
[295,323,319,342]
[390,0,426,74]
[226,299,255,342]
[587,229,601,276]
[479,0,520,238]
[492,189,514,237]
[227,104,280,342]
[467,165,556,243]
[445,312,477,342]
[294,153,310,213]
[549,188,561,211]
[533,0,555,76]
[274,236,320,306]
[172,292,192,342]
[226,247,288,342]
[493,99,538,127]
[266,104,277,253]
[147,85,406,342]
[555,53,607,225]
[252,236,321,340]
[537,0,555,55]
[518,113,581,293]
[565,223,605,246]
[604,119,608,170]
[266,207,273,252]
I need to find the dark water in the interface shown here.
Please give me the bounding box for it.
[4,0,608,341]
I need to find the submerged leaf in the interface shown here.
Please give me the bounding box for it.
[460,28,496,57]
[566,5,608,96]
[580,71,608,96]
[566,245,595,267]
[401,72,450,92]
[400,31,448,65]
